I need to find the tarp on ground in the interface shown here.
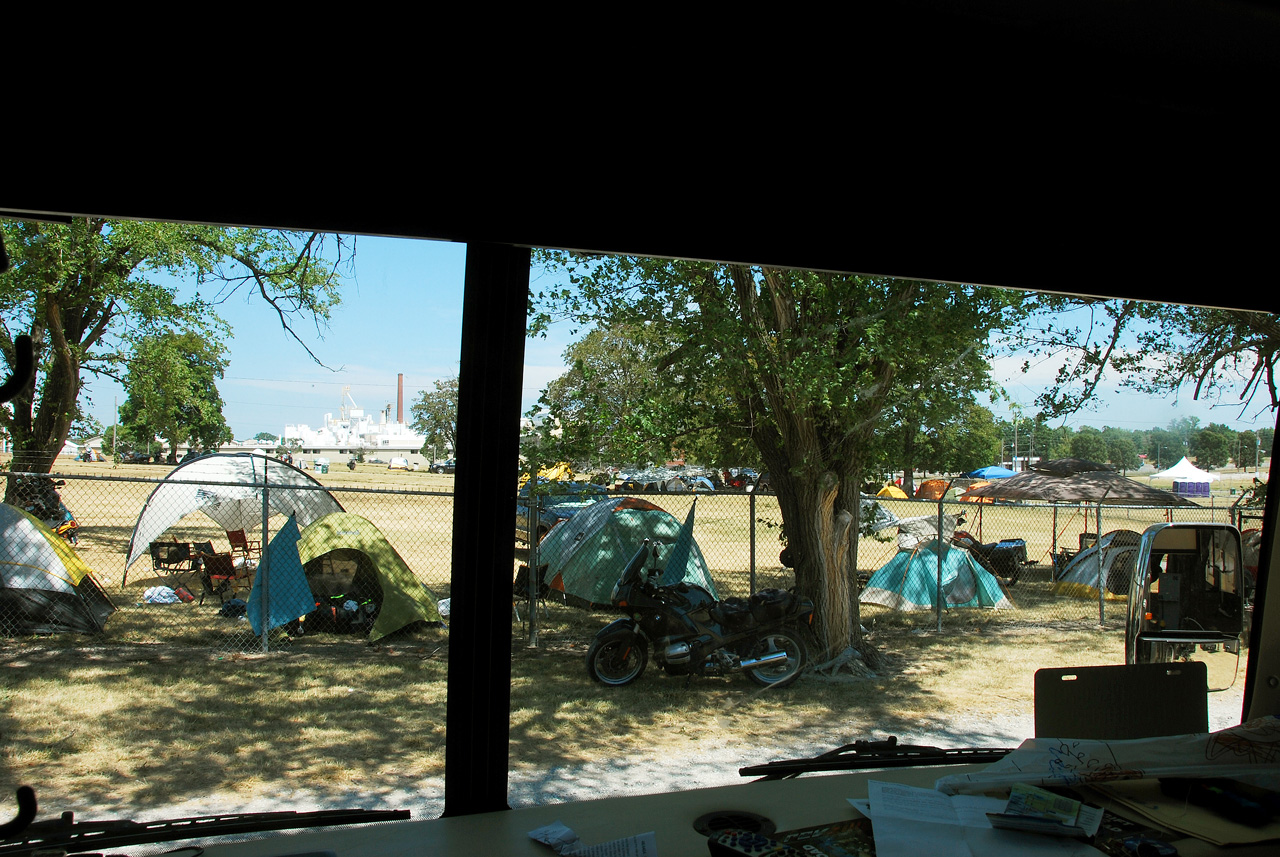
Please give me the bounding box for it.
[1052,529,1142,601]
[296,511,441,640]
[124,453,345,573]
[0,503,115,634]
[860,541,1013,611]
[1151,456,1220,482]
[246,516,315,635]
[536,497,717,607]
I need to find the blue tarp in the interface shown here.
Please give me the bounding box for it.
[246,516,315,635]
[967,465,1018,479]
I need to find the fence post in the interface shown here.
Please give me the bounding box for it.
[1052,505,1058,557]
[936,496,945,632]
[527,491,539,647]
[1096,502,1104,626]
[260,462,271,653]
[749,490,757,596]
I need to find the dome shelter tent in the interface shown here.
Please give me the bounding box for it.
[295,511,441,641]
[1052,530,1142,601]
[123,453,345,583]
[534,497,718,607]
[0,504,115,635]
[860,541,1013,612]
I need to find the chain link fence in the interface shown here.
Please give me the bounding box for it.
[1,469,1258,650]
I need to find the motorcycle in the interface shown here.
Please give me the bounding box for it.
[952,515,1025,585]
[586,539,815,688]
[12,475,80,544]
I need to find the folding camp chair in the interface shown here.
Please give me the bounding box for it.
[226,529,262,560]
[512,563,551,626]
[198,551,243,605]
[149,540,198,589]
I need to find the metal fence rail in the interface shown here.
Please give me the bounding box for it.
[1,471,1255,652]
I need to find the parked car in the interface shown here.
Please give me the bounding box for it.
[388,457,412,470]
[431,459,456,474]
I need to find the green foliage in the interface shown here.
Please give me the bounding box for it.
[410,376,459,456]
[119,331,232,462]
[1070,426,1109,463]
[0,217,351,476]
[1191,422,1235,469]
[1144,427,1185,468]
[254,432,280,442]
[921,402,1002,474]
[532,252,1020,650]
[1009,296,1280,418]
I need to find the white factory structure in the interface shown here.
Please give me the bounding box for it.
[282,375,431,467]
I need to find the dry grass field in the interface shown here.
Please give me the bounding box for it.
[0,456,1257,818]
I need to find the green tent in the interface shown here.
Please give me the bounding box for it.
[860,541,1012,611]
[539,497,717,607]
[296,512,441,640]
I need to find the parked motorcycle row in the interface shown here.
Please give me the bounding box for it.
[585,539,814,688]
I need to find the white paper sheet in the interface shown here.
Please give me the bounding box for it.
[935,715,1280,796]
[863,781,1104,857]
[528,820,658,857]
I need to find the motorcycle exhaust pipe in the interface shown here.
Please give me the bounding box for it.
[739,651,788,670]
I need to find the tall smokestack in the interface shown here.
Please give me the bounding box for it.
[397,374,404,424]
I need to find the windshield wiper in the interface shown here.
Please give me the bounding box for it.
[0,789,409,857]
[740,737,1015,781]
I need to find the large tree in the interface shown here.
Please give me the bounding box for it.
[118,331,232,463]
[534,255,1017,657]
[410,376,460,458]
[0,217,350,489]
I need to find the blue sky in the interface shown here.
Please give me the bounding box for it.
[77,235,1275,442]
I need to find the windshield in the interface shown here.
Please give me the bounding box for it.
[1,217,1274,846]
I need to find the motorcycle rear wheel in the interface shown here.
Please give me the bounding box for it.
[744,627,807,688]
[586,630,647,686]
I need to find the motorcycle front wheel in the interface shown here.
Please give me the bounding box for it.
[586,630,648,686]
[744,627,807,688]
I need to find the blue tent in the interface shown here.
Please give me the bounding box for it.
[967,465,1017,479]
[860,542,1013,611]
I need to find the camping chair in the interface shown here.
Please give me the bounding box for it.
[226,529,262,560]
[198,551,243,605]
[149,540,198,589]
[512,563,551,625]
[1034,662,1208,741]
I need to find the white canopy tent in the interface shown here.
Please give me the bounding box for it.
[124,453,344,573]
[1151,456,1220,482]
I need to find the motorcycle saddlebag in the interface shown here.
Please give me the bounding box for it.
[989,539,1027,575]
[712,597,754,631]
[749,588,796,623]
